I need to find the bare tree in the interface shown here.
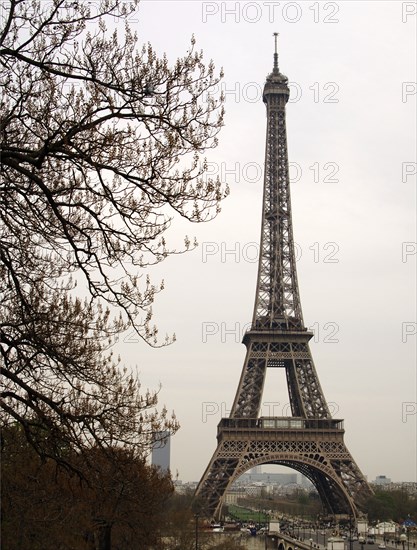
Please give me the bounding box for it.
[0,0,226,464]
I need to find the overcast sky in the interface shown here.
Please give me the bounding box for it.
[116,1,416,484]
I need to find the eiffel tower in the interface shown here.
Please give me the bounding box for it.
[195,36,372,520]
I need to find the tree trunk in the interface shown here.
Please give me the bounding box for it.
[94,520,112,550]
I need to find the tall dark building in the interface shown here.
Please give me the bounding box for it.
[152,431,170,472]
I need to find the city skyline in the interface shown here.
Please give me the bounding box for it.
[115,1,416,484]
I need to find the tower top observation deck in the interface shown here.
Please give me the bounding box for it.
[263,32,290,103]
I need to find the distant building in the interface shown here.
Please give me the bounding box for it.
[238,472,298,485]
[246,485,263,497]
[374,475,391,486]
[374,522,396,534]
[151,431,170,472]
[224,488,246,504]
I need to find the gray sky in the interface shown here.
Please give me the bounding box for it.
[118,1,416,483]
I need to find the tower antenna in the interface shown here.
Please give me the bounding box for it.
[273,32,279,70]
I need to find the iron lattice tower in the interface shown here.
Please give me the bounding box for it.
[195,37,372,520]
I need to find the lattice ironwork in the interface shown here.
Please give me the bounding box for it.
[195,39,372,521]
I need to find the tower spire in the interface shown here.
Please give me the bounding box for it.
[273,32,279,71]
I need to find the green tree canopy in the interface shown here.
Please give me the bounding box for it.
[365,489,417,523]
